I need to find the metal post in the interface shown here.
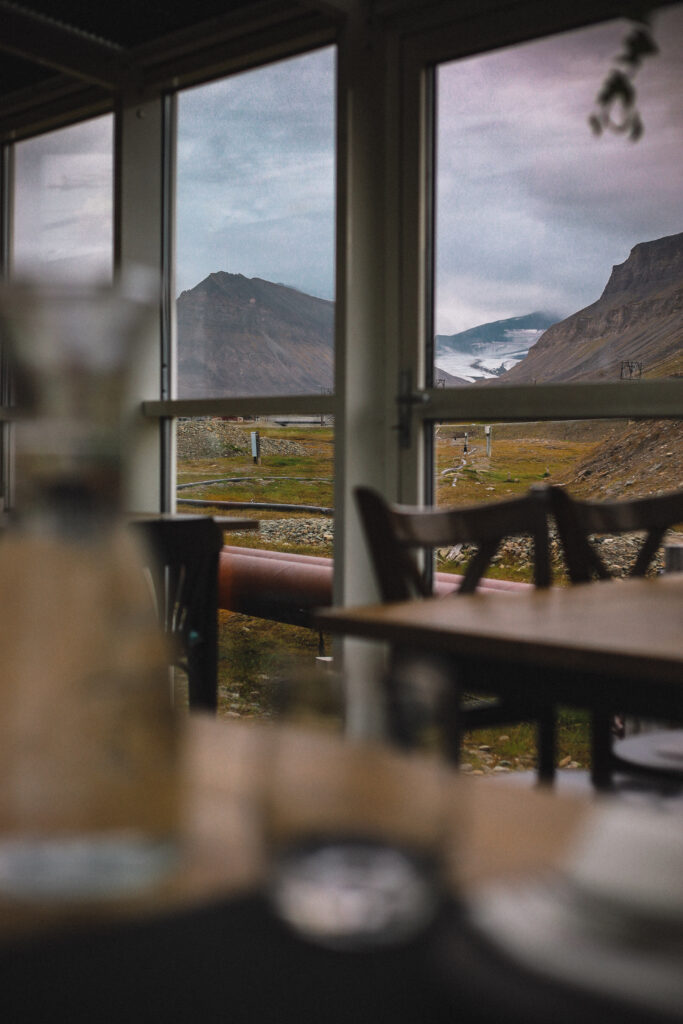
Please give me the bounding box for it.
[251,430,261,465]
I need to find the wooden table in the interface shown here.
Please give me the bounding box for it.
[0,718,593,1020]
[129,512,259,532]
[316,574,683,785]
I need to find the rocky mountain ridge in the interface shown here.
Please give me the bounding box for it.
[177,272,333,397]
[501,232,683,384]
[178,232,682,394]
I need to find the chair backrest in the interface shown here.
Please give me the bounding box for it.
[130,516,225,712]
[548,486,683,583]
[355,485,552,601]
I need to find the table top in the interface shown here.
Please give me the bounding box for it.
[0,716,587,943]
[317,573,683,688]
[128,512,259,531]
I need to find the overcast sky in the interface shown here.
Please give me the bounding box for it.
[12,5,683,337]
[176,47,336,301]
[435,5,683,334]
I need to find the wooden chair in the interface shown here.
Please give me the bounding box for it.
[549,485,683,788]
[355,485,557,782]
[130,517,225,712]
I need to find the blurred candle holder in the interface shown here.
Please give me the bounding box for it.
[0,277,182,899]
[263,658,456,949]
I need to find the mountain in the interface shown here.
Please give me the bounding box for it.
[177,272,333,397]
[435,312,559,382]
[434,365,469,386]
[501,232,683,384]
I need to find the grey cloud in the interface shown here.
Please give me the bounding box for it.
[176,47,335,297]
[434,8,683,333]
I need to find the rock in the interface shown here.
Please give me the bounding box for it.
[256,518,334,550]
[558,754,572,768]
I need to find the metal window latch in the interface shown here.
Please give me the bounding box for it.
[394,371,430,449]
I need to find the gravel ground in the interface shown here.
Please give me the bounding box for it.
[443,524,670,579]
[248,515,672,579]
[254,516,334,549]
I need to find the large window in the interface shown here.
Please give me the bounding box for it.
[173,47,336,716]
[13,115,113,283]
[433,9,683,389]
[3,115,113,512]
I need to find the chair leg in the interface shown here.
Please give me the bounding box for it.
[440,678,465,766]
[591,709,613,790]
[188,643,218,712]
[536,706,556,785]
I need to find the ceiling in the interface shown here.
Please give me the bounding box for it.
[1,1,677,141]
[0,0,342,137]
[0,2,260,90]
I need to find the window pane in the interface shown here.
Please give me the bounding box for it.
[175,414,334,719]
[176,47,336,398]
[176,415,334,547]
[434,8,683,387]
[13,116,113,283]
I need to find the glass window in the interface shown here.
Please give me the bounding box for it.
[13,115,113,283]
[174,47,337,720]
[175,413,334,718]
[427,8,683,774]
[175,47,336,399]
[433,8,683,387]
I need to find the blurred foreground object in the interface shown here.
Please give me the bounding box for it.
[0,278,181,898]
[263,661,454,949]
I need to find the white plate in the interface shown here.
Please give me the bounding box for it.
[468,803,683,1017]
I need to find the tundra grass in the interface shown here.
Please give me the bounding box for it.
[460,709,592,773]
[435,435,601,507]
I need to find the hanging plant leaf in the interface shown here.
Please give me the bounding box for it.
[589,14,659,143]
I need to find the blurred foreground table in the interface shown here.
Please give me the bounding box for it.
[3,718,674,1024]
[0,716,586,940]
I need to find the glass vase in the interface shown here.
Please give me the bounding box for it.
[0,277,181,899]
